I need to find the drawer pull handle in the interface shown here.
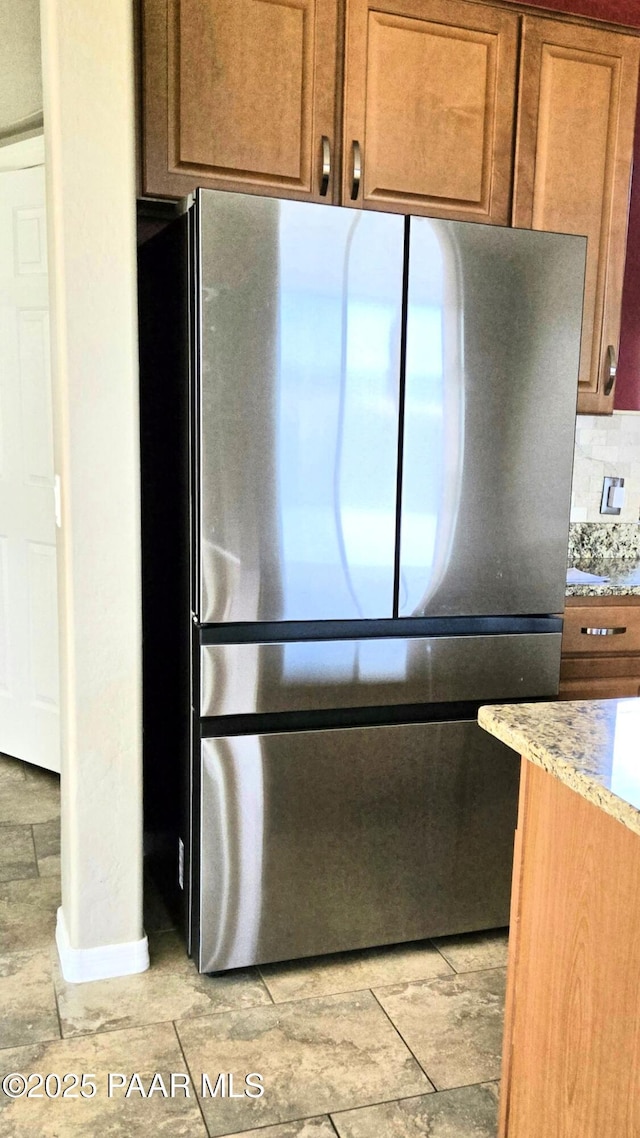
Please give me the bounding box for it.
[581,626,627,636]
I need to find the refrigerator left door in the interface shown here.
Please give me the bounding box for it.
[196,191,405,623]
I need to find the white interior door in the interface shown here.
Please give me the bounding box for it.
[0,153,60,772]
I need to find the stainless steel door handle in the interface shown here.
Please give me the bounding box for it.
[351,140,362,201]
[319,135,331,197]
[581,626,627,636]
[604,344,617,395]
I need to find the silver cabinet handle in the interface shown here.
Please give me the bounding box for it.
[581,626,627,636]
[351,140,362,201]
[604,344,617,396]
[319,135,330,197]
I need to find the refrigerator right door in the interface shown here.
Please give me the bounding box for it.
[398,218,586,618]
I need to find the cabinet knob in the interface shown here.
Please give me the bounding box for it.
[351,140,362,201]
[603,344,617,396]
[319,135,331,197]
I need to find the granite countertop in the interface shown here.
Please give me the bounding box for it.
[566,557,640,598]
[478,698,640,836]
[566,523,640,597]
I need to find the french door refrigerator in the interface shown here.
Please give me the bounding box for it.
[139,189,585,973]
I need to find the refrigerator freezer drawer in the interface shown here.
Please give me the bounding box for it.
[198,720,519,972]
[200,632,562,716]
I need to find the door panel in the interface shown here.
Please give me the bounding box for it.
[199,720,519,971]
[399,216,585,618]
[0,159,60,772]
[343,0,519,222]
[514,17,640,413]
[197,191,404,622]
[200,632,562,716]
[142,0,339,201]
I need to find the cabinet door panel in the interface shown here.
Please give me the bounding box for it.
[142,0,339,200]
[514,17,640,413]
[343,0,519,222]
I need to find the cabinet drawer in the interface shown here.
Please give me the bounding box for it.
[559,677,640,700]
[562,606,640,656]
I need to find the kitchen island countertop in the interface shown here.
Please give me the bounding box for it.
[478,698,640,836]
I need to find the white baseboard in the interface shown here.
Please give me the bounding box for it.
[55,907,149,984]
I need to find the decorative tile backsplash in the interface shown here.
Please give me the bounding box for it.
[571,411,640,523]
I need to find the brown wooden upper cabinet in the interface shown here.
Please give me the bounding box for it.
[139,0,640,413]
[514,17,640,414]
[342,0,519,223]
[141,0,340,202]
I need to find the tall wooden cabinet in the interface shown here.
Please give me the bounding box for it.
[514,18,640,413]
[139,0,640,413]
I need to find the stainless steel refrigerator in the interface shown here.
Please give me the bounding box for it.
[138,189,585,973]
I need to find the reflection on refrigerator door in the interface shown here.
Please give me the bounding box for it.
[198,194,404,623]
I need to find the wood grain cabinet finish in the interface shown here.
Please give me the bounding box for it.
[342,0,519,222]
[559,596,640,699]
[500,759,640,1137]
[141,0,340,201]
[514,17,640,413]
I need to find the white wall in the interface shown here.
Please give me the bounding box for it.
[571,411,640,523]
[40,0,146,972]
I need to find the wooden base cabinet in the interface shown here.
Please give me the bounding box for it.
[560,596,640,699]
[500,760,640,1137]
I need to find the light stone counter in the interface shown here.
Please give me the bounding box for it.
[565,557,640,597]
[478,698,640,837]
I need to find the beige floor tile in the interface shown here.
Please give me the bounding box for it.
[432,929,509,974]
[54,929,271,1037]
[332,1083,500,1137]
[0,773,60,825]
[0,755,25,784]
[374,968,506,1091]
[32,820,61,879]
[217,1119,336,1138]
[0,1021,208,1137]
[261,940,454,1003]
[0,948,60,1049]
[23,763,59,788]
[0,826,37,883]
[0,877,60,952]
[176,990,432,1138]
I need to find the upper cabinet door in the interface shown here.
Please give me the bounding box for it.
[141,0,339,201]
[514,17,640,414]
[342,0,519,222]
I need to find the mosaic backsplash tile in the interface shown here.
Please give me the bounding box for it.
[571,411,640,523]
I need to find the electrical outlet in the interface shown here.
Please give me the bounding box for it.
[600,476,625,515]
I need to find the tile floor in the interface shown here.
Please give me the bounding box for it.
[0,752,507,1137]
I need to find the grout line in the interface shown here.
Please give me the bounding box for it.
[327,1113,342,1137]
[427,938,459,974]
[369,988,436,1091]
[49,943,67,1042]
[171,1021,210,1135]
[29,824,40,878]
[256,965,275,1004]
